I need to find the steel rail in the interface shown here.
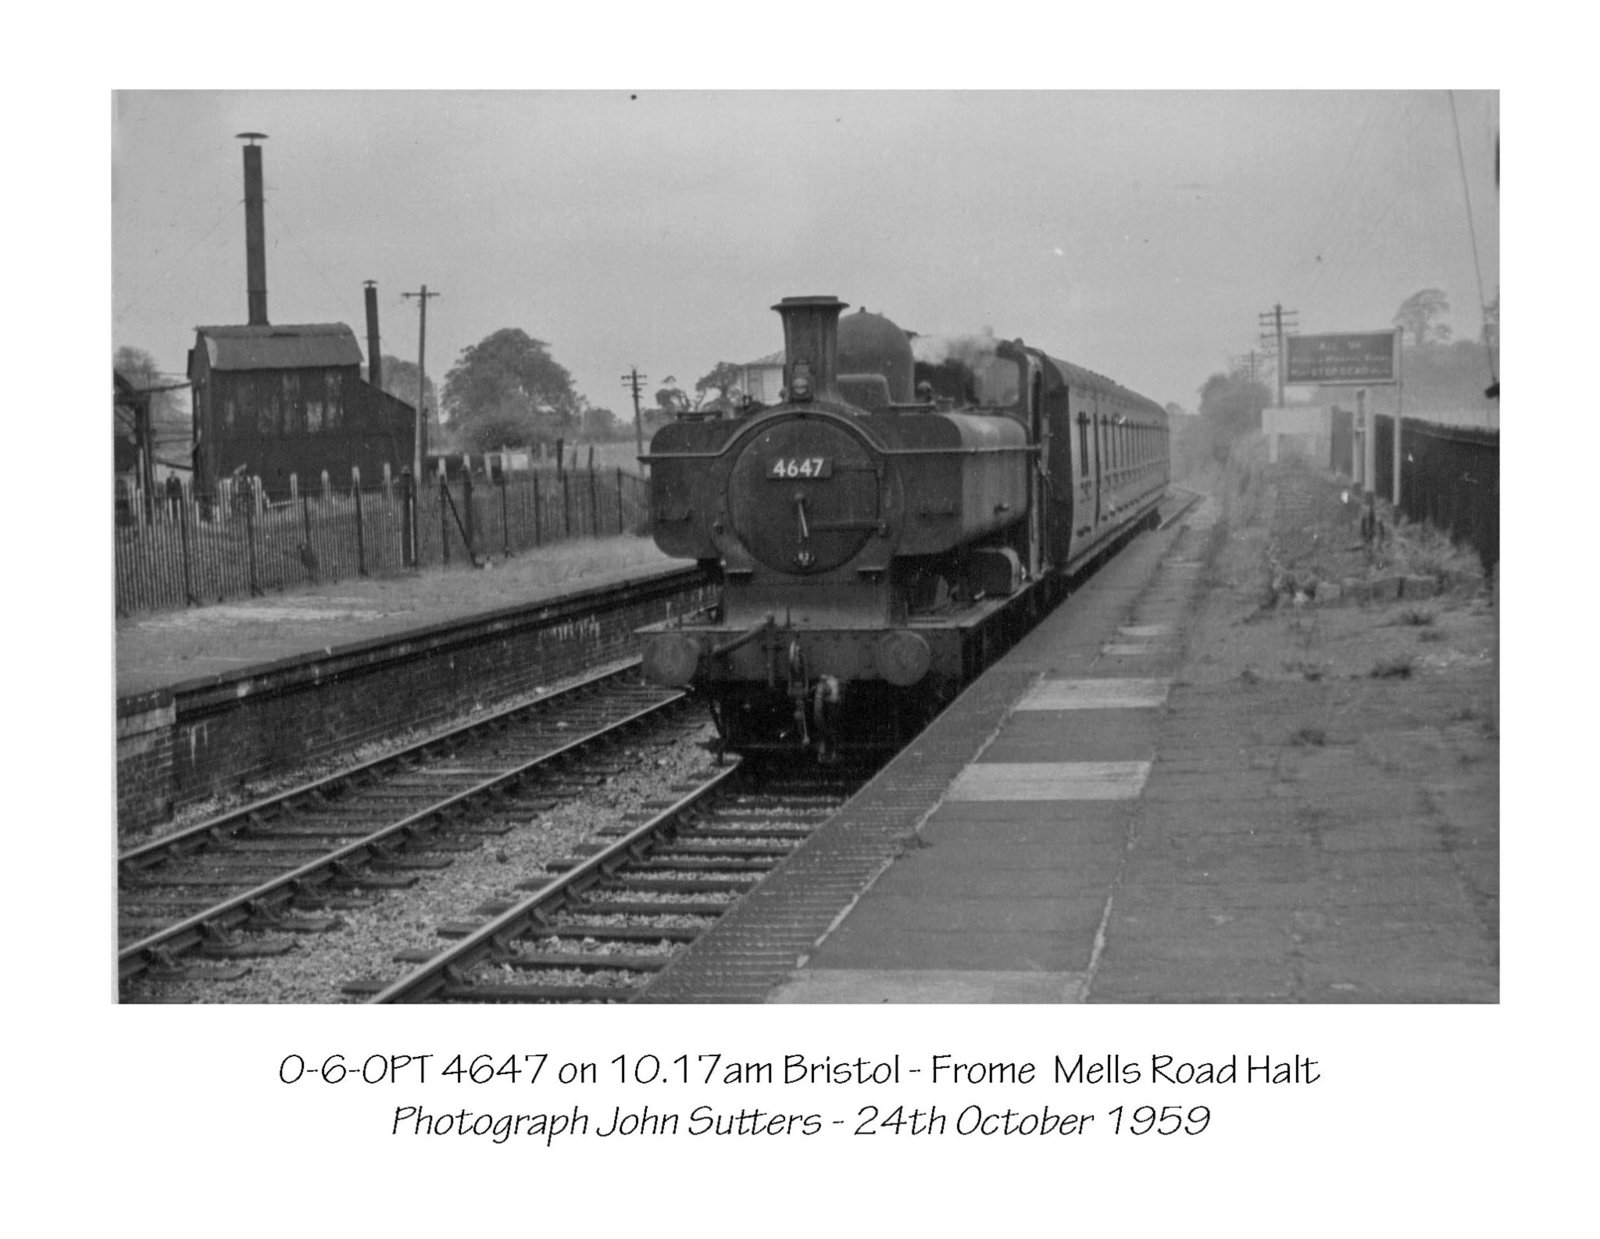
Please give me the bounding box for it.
[119,681,688,982]
[120,659,647,871]
[370,761,745,1003]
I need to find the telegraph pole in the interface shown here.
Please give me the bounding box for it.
[401,285,439,557]
[621,366,647,462]
[1258,303,1299,407]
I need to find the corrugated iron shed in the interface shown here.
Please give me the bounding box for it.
[196,323,363,371]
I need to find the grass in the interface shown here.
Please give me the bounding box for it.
[1370,655,1415,679]
[117,533,677,690]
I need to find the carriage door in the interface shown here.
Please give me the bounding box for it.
[1027,363,1044,578]
[1074,400,1096,543]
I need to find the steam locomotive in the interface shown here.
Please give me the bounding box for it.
[638,295,1169,757]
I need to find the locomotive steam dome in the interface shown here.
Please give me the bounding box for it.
[838,307,915,404]
[727,419,880,575]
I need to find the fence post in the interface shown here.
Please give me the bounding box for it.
[290,472,299,501]
[178,500,197,606]
[440,473,451,565]
[321,469,331,501]
[616,467,625,535]
[353,466,367,577]
[245,479,261,596]
[383,461,393,502]
[533,472,542,546]
[588,466,599,539]
[500,468,511,557]
[401,467,416,568]
[462,466,475,556]
[301,492,318,583]
[562,470,571,537]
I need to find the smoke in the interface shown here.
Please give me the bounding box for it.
[910,328,1000,368]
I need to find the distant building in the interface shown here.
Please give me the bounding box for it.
[737,351,785,404]
[187,322,418,499]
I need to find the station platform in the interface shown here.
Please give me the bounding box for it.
[644,491,1499,1003]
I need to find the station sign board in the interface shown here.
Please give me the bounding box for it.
[1285,332,1398,386]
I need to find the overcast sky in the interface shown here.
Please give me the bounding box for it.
[112,90,1498,417]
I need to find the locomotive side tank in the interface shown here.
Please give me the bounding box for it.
[639,294,1167,757]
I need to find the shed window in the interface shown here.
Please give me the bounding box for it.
[282,374,305,435]
[325,372,344,430]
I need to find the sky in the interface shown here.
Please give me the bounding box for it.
[112,89,1499,419]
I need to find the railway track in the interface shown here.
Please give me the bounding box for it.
[118,662,698,989]
[358,757,873,1003]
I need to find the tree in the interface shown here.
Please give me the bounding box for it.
[1197,369,1271,464]
[1480,292,1499,353]
[694,361,745,411]
[372,353,450,452]
[580,402,625,441]
[1394,288,1453,348]
[654,381,692,415]
[442,328,581,451]
[374,354,438,422]
[114,346,190,469]
[114,346,183,427]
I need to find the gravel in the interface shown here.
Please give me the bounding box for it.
[121,718,721,1004]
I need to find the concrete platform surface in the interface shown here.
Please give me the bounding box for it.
[647,484,1498,1004]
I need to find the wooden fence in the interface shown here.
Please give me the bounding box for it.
[1374,415,1499,571]
[115,466,651,616]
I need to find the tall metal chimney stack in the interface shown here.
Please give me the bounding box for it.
[238,132,269,326]
[772,295,848,404]
[364,281,382,390]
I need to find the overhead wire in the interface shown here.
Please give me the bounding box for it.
[1448,91,1497,386]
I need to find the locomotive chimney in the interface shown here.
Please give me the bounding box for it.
[364,280,382,390]
[238,132,269,326]
[772,295,848,404]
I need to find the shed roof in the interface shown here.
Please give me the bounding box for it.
[195,323,363,372]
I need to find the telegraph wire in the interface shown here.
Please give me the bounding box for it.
[1449,90,1497,389]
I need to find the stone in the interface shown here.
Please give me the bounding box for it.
[1402,575,1437,601]
[1318,582,1343,605]
[1370,576,1402,603]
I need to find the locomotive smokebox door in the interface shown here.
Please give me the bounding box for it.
[728,420,880,574]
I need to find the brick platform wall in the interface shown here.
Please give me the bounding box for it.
[116,568,713,832]
[117,693,178,828]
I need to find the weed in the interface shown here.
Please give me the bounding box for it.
[1370,655,1414,679]
[1290,727,1327,747]
[1394,607,1436,627]
[1239,667,1261,685]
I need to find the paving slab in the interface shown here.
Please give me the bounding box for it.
[645,481,1497,1004]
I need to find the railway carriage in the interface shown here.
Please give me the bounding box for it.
[639,295,1169,757]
